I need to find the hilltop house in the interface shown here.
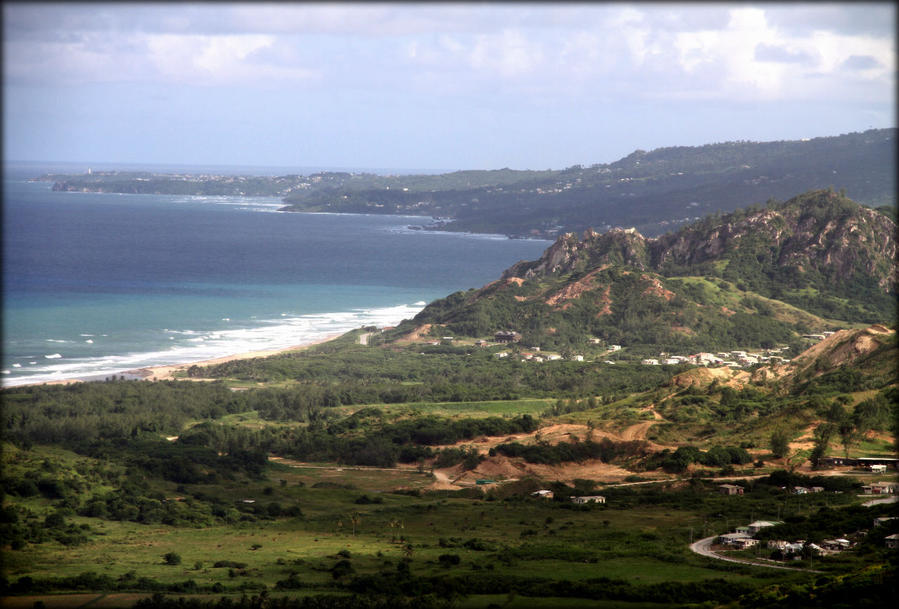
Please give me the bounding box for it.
[747,520,782,536]
[719,484,744,496]
[886,534,899,549]
[531,490,554,499]
[571,496,606,504]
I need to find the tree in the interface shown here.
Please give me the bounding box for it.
[349,512,361,537]
[769,430,790,459]
[163,552,182,565]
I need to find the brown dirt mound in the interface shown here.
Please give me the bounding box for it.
[474,454,526,478]
[792,325,895,373]
[670,367,747,389]
[520,460,636,483]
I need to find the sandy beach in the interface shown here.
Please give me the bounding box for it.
[19,333,345,387]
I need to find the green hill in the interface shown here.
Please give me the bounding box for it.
[400,189,897,352]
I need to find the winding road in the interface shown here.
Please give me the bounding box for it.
[689,536,823,572]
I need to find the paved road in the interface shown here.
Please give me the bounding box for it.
[689,536,823,573]
[862,496,898,507]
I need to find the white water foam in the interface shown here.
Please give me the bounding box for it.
[2,302,426,387]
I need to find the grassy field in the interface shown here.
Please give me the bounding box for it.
[4,451,825,594]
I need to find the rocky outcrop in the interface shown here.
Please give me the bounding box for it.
[504,189,897,295]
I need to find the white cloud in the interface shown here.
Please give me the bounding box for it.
[3,2,893,104]
[469,30,542,77]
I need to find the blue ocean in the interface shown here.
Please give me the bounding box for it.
[2,164,549,386]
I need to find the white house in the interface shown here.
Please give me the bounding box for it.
[747,520,782,536]
[571,496,606,504]
[531,490,554,499]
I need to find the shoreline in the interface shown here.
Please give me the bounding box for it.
[13,332,346,388]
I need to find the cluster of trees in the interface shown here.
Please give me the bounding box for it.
[202,344,674,401]
[642,445,752,473]
[751,502,897,545]
[804,391,897,465]
[491,438,648,466]
[0,504,90,549]
[1,380,252,449]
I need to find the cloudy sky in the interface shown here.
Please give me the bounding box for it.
[3,2,895,172]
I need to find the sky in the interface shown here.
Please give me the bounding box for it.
[3,2,896,172]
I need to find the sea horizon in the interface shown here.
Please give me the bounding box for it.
[4,160,456,178]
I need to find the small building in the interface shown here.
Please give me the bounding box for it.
[863,482,899,495]
[494,331,521,343]
[608,345,621,351]
[531,490,554,499]
[719,484,744,496]
[869,464,887,473]
[571,355,584,362]
[747,520,782,536]
[810,486,825,493]
[820,538,852,553]
[767,540,804,554]
[571,495,606,504]
[885,533,899,549]
[641,358,660,365]
[475,340,488,347]
[717,533,757,548]
[874,516,899,527]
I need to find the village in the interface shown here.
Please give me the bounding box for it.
[710,479,899,563]
[417,329,841,370]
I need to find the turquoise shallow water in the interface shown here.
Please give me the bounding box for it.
[3,168,549,385]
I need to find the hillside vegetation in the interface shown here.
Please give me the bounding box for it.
[404,189,896,352]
